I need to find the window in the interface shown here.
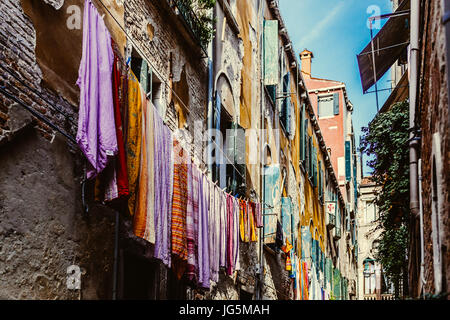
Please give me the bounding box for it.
[363,259,376,295]
[318,95,334,118]
[366,201,377,223]
[317,92,339,118]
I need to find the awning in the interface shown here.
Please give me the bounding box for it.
[357,0,410,93]
[380,68,409,112]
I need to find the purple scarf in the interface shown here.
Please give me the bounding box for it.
[76,0,117,179]
[153,105,173,266]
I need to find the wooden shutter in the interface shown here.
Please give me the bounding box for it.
[281,72,290,133]
[333,92,339,115]
[264,20,279,85]
[345,141,351,181]
[300,104,305,162]
[312,146,317,187]
[266,84,277,106]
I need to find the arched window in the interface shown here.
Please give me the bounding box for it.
[363,258,376,295]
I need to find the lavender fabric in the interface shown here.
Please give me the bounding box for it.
[219,190,227,268]
[153,104,174,266]
[208,182,220,282]
[76,0,117,179]
[198,173,210,289]
[233,197,240,271]
[226,194,234,275]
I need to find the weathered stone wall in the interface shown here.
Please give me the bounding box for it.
[0,0,209,300]
[417,0,449,297]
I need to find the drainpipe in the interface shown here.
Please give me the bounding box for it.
[409,0,420,220]
[257,0,266,301]
[418,159,426,296]
[207,5,217,178]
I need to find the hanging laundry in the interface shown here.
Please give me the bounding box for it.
[233,197,240,271]
[125,70,143,216]
[248,202,257,242]
[186,161,198,283]
[111,49,129,198]
[197,173,210,289]
[133,97,155,244]
[171,139,189,279]
[208,182,220,283]
[219,190,227,268]
[239,199,249,242]
[226,194,234,275]
[76,0,117,180]
[254,202,263,228]
[153,103,174,267]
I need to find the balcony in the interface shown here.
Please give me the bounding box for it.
[327,213,336,229]
[168,0,210,55]
[334,225,342,240]
[325,201,337,229]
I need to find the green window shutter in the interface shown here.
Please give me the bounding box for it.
[313,147,317,187]
[333,92,339,115]
[263,20,279,85]
[266,84,277,106]
[300,104,306,162]
[345,141,351,181]
[281,72,290,133]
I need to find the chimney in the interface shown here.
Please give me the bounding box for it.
[300,49,314,79]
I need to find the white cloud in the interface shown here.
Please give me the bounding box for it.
[296,1,346,50]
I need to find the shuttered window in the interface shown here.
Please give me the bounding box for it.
[333,92,340,115]
[345,141,351,181]
[280,72,291,135]
[318,160,324,203]
[300,104,306,164]
[312,145,317,187]
[317,95,334,118]
[263,20,279,85]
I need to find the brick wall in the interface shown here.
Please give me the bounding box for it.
[0,0,209,299]
[417,0,449,297]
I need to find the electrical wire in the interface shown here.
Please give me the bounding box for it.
[0,62,78,128]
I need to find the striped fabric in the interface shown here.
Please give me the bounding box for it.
[171,139,188,261]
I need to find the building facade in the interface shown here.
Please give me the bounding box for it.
[0,0,358,300]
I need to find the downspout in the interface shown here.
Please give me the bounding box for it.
[207,5,217,178]
[257,0,266,301]
[409,0,421,298]
[418,159,426,296]
[409,0,420,219]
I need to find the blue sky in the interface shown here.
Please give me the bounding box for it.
[279,0,393,176]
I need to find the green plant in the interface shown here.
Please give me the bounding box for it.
[179,0,216,47]
[360,100,410,299]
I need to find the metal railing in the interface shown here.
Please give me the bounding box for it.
[168,0,209,54]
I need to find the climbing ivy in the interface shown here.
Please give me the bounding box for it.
[360,100,410,299]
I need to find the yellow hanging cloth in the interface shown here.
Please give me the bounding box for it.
[126,71,142,216]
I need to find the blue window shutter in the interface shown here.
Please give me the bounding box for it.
[333,92,340,115]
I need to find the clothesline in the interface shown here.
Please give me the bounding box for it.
[93,0,279,210]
